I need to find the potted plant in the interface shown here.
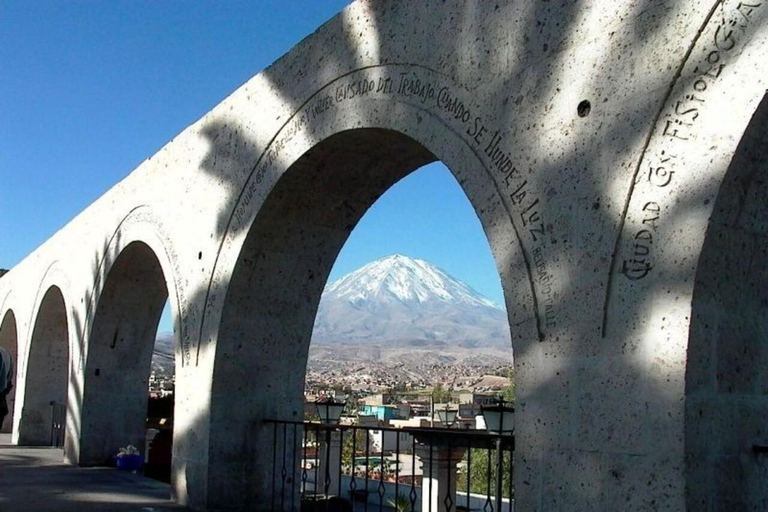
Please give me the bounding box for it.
[387,492,410,512]
[115,444,143,471]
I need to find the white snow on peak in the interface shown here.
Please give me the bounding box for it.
[324,254,502,310]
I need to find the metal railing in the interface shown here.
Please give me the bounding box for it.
[50,401,65,448]
[264,419,514,512]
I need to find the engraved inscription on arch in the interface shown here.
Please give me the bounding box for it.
[604,0,764,333]
[96,208,196,367]
[208,64,561,342]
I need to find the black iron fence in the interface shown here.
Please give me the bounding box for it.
[265,419,514,512]
[50,401,65,448]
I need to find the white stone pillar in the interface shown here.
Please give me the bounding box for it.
[318,430,342,497]
[415,441,467,512]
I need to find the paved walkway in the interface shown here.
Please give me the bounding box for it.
[0,435,399,511]
[0,435,186,512]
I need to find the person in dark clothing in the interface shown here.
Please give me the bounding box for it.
[0,347,13,427]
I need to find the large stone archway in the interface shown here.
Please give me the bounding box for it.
[18,286,69,446]
[0,1,766,510]
[203,123,531,509]
[77,240,169,466]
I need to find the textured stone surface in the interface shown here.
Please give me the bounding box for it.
[0,1,767,510]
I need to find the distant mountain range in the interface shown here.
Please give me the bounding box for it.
[150,332,174,374]
[312,254,511,348]
[153,254,512,370]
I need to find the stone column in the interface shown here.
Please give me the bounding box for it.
[415,441,467,512]
[318,430,343,497]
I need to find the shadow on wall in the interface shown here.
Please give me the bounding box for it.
[685,92,768,511]
[65,236,118,464]
[76,240,168,466]
[168,1,768,510]
[20,1,765,510]
[18,286,69,447]
[185,3,699,509]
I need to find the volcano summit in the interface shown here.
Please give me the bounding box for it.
[312,255,511,348]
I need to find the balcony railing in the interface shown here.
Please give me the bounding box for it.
[264,419,514,512]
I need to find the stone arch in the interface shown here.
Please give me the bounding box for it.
[78,241,168,465]
[685,93,768,511]
[79,207,187,369]
[194,78,538,508]
[0,309,18,433]
[18,285,70,446]
[74,209,185,467]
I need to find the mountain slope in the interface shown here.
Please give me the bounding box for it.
[312,255,511,347]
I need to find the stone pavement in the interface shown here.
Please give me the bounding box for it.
[0,434,186,512]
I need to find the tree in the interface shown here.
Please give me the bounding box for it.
[457,445,513,499]
[431,383,452,403]
[500,368,515,405]
[385,382,407,404]
[340,428,374,469]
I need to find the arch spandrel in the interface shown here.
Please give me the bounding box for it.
[21,262,74,381]
[79,207,188,372]
[604,0,768,343]
[201,66,542,357]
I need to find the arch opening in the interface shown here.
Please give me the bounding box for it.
[77,241,170,468]
[685,93,768,510]
[19,286,69,446]
[0,310,18,434]
[212,128,517,508]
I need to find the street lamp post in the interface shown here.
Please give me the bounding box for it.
[436,406,458,428]
[481,399,514,512]
[315,396,346,496]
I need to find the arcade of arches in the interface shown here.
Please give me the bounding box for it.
[0,1,766,511]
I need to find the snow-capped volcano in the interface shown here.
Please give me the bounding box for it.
[326,254,500,309]
[312,255,511,348]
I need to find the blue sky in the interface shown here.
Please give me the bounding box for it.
[1,1,505,333]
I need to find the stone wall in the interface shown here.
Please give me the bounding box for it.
[0,1,766,510]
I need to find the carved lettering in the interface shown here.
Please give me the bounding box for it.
[500,166,519,187]
[736,2,763,27]
[662,119,692,140]
[466,117,487,145]
[648,165,675,187]
[621,229,654,281]
[309,95,334,119]
[225,65,562,336]
[436,87,471,122]
[533,247,557,328]
[508,180,528,206]
[621,259,652,281]
[714,23,736,51]
[397,73,435,103]
[335,79,376,102]
[376,77,393,94]
[674,99,700,121]
[641,201,661,229]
